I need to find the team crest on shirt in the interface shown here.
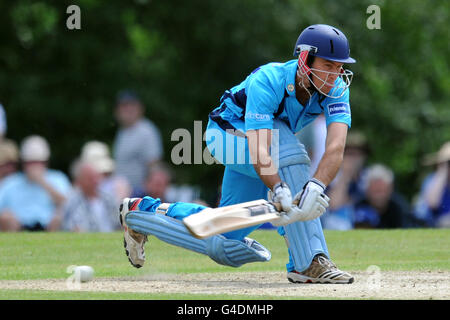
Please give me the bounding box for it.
[287,84,295,92]
[327,102,350,116]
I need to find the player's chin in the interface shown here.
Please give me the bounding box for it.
[321,84,335,95]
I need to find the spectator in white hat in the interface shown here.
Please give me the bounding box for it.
[0,135,71,231]
[62,160,120,232]
[80,140,131,205]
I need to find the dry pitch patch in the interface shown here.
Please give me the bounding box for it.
[0,271,449,299]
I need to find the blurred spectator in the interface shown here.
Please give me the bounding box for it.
[0,135,71,231]
[137,162,205,205]
[0,139,19,182]
[0,103,6,139]
[414,142,450,227]
[113,90,163,196]
[80,141,131,205]
[353,164,410,229]
[321,131,369,230]
[62,161,120,232]
[140,162,172,201]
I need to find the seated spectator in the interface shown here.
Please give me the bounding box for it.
[113,90,163,196]
[80,141,131,205]
[321,131,369,230]
[62,161,120,232]
[0,135,71,231]
[414,142,450,227]
[140,162,172,201]
[0,139,19,183]
[353,164,410,229]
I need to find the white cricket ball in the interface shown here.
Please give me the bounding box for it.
[74,265,94,283]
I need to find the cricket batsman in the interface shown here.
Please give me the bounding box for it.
[119,24,355,284]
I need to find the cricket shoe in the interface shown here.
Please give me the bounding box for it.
[287,254,354,284]
[119,197,147,268]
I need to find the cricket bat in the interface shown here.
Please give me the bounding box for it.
[183,199,282,239]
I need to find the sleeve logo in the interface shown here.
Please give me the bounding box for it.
[245,111,271,121]
[327,102,350,116]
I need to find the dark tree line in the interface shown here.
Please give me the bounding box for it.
[0,0,448,204]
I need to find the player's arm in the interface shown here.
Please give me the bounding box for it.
[247,128,292,212]
[284,122,347,224]
[313,122,348,186]
[246,128,280,188]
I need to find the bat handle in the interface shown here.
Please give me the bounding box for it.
[272,200,300,212]
[271,202,284,212]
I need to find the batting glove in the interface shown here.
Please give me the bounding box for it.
[269,182,293,213]
[292,178,330,221]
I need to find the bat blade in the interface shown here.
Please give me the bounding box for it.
[183,199,281,239]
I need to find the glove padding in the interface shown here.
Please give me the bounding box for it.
[268,181,292,213]
[271,178,330,226]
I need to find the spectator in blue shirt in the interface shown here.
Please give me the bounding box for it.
[353,164,410,229]
[414,142,450,227]
[0,135,71,231]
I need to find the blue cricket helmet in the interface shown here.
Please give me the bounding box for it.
[293,24,356,64]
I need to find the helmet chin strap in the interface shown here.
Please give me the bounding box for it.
[296,68,318,102]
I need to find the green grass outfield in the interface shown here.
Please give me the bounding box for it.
[0,229,449,299]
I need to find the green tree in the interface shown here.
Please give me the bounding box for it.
[0,0,448,204]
